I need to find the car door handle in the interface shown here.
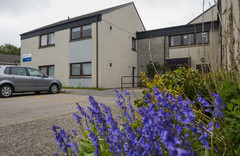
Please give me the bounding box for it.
[10,76,15,79]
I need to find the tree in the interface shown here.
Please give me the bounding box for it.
[0,44,20,55]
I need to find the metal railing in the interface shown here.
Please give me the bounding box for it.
[121,76,143,91]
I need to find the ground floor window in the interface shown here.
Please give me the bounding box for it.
[39,65,55,77]
[196,64,210,73]
[70,62,91,76]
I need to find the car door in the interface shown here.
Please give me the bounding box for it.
[27,67,50,91]
[9,67,30,91]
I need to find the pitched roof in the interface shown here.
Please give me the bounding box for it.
[187,4,217,25]
[20,2,134,40]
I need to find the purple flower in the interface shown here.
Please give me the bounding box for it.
[144,92,152,103]
[72,113,82,125]
[71,130,77,136]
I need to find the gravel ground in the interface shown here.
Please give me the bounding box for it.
[0,88,143,156]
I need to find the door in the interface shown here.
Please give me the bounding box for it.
[132,67,136,87]
[27,67,49,91]
[9,67,29,91]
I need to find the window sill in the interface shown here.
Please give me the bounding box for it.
[169,43,209,49]
[69,76,92,79]
[39,44,55,49]
[70,37,92,42]
[132,49,137,52]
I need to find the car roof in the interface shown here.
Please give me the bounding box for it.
[0,65,35,68]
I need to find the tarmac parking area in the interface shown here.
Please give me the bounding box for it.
[0,89,142,155]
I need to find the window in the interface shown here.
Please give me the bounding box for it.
[72,27,81,39]
[9,67,27,76]
[71,24,91,40]
[170,35,181,46]
[39,65,55,77]
[4,67,10,74]
[27,68,44,77]
[183,34,194,45]
[40,33,55,47]
[70,62,91,76]
[82,25,91,37]
[169,31,209,47]
[196,32,209,44]
[196,64,210,73]
[132,37,136,50]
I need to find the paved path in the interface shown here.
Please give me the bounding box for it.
[0,88,143,156]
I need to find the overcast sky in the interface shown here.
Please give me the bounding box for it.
[0,0,215,47]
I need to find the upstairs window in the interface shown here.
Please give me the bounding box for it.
[170,35,181,46]
[71,24,91,40]
[82,25,91,37]
[132,37,136,51]
[40,33,55,47]
[169,31,209,47]
[196,32,209,44]
[183,34,194,45]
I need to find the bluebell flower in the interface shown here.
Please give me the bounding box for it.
[122,90,130,96]
[72,113,82,125]
[176,148,190,156]
[144,92,152,103]
[71,130,77,136]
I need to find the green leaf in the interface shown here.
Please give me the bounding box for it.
[231,99,240,105]
[205,149,209,156]
[227,102,234,111]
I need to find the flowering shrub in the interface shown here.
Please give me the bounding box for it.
[53,88,225,156]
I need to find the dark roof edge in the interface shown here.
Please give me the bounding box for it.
[137,21,219,39]
[20,15,101,40]
[20,2,134,40]
[20,14,101,36]
[187,4,217,25]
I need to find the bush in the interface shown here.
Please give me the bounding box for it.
[146,62,164,78]
[53,89,225,156]
[136,67,209,107]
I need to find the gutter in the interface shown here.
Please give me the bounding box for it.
[96,15,99,88]
[163,32,166,74]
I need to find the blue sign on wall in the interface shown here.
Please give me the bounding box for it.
[23,57,32,62]
[22,54,32,62]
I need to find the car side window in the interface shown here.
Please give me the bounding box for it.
[27,68,44,77]
[11,67,27,76]
[4,67,10,74]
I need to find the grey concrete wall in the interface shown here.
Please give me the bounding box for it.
[137,37,166,76]
[69,39,92,63]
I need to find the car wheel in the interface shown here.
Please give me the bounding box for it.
[0,84,13,98]
[49,84,58,94]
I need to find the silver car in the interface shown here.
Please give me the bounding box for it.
[0,65,62,98]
